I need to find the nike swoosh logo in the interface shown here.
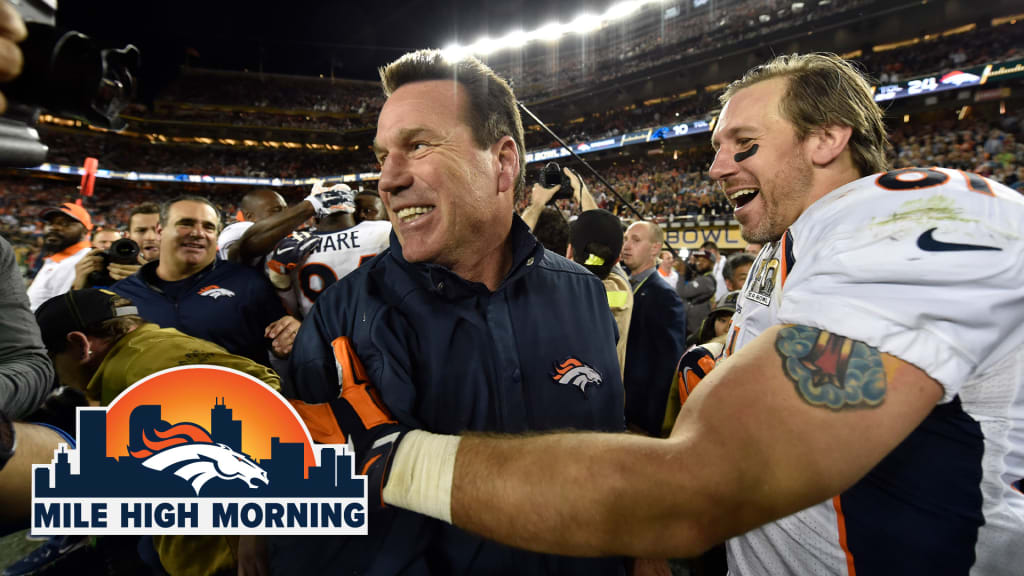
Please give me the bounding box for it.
[276,246,295,253]
[917,227,1001,252]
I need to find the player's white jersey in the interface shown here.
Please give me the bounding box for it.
[724,168,1024,575]
[217,221,253,261]
[267,220,391,318]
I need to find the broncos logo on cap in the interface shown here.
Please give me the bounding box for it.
[198,285,236,299]
[129,422,268,495]
[551,357,603,394]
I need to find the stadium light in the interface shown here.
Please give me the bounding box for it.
[499,30,528,49]
[470,36,502,56]
[443,0,664,57]
[570,13,603,33]
[533,21,566,42]
[441,44,470,62]
[606,1,643,21]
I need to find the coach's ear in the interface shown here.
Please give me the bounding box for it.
[808,124,853,168]
[493,136,520,198]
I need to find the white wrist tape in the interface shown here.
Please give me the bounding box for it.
[382,430,461,524]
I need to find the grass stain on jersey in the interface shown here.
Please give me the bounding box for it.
[871,196,975,228]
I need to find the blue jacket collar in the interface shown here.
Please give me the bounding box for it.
[387,214,543,299]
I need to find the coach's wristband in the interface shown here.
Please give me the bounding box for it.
[382,430,460,524]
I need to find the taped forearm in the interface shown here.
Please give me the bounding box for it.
[382,430,461,523]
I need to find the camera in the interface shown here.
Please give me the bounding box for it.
[85,238,139,287]
[0,0,140,167]
[540,162,575,202]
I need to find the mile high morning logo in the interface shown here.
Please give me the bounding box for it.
[31,366,367,535]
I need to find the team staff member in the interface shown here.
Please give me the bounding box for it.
[278,50,626,576]
[337,53,1024,575]
[113,196,294,366]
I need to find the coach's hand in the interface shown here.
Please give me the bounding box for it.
[328,337,409,513]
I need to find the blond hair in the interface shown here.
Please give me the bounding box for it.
[721,53,891,176]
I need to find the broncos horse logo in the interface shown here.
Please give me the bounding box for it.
[129,422,268,495]
[552,357,603,394]
[198,285,236,299]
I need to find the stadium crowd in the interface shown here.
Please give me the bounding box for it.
[7,116,1022,278]
[28,19,1022,181]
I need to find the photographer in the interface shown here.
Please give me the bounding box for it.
[522,164,596,230]
[71,235,141,289]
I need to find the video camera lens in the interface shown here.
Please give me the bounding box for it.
[7,23,139,131]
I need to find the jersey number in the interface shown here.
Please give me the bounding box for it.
[299,253,379,303]
[876,167,993,196]
[299,264,338,302]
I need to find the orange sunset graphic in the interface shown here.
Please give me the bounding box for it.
[104,366,317,473]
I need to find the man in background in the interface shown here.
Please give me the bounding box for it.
[620,221,687,436]
[218,188,287,264]
[354,190,387,223]
[568,209,632,377]
[112,196,294,365]
[127,203,161,263]
[27,203,93,311]
[678,247,717,343]
[90,229,120,251]
[657,249,679,289]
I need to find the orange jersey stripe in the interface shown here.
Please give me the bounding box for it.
[832,495,857,576]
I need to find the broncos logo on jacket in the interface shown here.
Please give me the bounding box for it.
[552,357,603,394]
[197,285,236,299]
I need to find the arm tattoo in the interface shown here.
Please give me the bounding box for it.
[775,325,887,410]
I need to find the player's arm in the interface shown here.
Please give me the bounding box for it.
[229,203,316,263]
[385,324,942,558]
[0,420,66,522]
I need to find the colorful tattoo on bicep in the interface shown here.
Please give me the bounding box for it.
[734,143,759,163]
[775,325,887,410]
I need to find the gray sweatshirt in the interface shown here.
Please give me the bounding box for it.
[0,235,54,418]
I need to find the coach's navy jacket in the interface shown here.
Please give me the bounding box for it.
[112,258,285,367]
[277,216,627,576]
